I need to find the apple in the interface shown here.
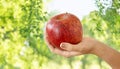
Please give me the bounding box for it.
[46,13,83,49]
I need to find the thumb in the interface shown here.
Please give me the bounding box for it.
[60,42,77,51]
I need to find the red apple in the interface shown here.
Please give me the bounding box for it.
[46,13,83,49]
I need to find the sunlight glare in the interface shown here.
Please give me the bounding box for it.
[46,0,98,19]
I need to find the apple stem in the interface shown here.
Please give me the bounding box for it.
[66,12,68,14]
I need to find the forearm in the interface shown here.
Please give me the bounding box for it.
[91,41,120,69]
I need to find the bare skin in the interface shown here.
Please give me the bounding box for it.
[44,34,120,69]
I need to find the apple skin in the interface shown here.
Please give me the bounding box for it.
[46,13,83,49]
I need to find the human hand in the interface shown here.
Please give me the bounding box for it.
[45,31,120,69]
[44,33,98,57]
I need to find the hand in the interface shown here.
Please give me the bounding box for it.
[45,32,120,69]
[44,34,98,57]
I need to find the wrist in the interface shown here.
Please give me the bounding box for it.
[90,39,103,55]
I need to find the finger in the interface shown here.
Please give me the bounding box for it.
[65,51,82,57]
[47,42,55,52]
[60,42,79,51]
[54,48,81,57]
[44,32,55,52]
[45,40,55,52]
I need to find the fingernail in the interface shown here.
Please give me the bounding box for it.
[60,43,66,49]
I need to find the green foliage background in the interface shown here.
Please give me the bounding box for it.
[0,0,119,69]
